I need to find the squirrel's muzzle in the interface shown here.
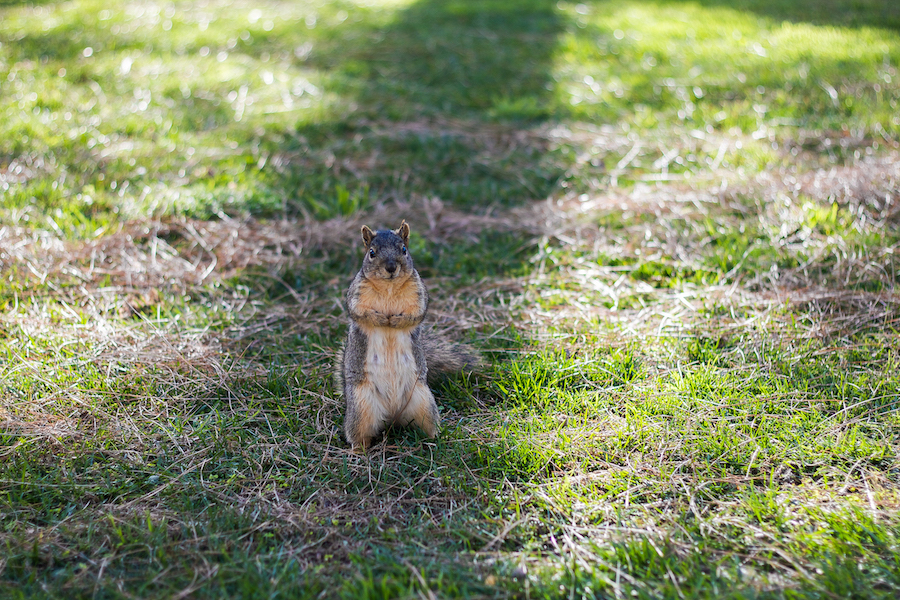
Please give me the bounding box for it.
[385,260,398,274]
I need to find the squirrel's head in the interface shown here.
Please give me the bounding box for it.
[360,220,414,280]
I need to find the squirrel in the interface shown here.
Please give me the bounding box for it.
[335,220,479,450]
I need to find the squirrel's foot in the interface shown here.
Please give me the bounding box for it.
[346,431,375,452]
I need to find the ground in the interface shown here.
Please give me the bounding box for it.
[1,0,899,598]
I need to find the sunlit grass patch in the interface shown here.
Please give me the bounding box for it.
[264,122,567,214]
[556,1,900,137]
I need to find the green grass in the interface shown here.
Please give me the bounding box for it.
[2,0,900,598]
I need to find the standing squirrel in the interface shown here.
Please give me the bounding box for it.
[335,221,478,450]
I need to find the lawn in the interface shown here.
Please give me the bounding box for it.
[1,0,899,598]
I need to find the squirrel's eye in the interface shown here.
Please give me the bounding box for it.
[368,248,375,258]
[401,246,407,255]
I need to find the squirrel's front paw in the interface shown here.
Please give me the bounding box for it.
[389,313,415,328]
[369,310,391,326]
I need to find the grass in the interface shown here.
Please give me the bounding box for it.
[2,0,900,598]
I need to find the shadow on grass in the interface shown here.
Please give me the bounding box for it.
[262,0,568,223]
[313,0,563,120]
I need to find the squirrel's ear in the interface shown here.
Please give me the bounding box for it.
[361,225,375,247]
[396,220,410,244]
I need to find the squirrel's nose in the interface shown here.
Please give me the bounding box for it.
[385,260,397,274]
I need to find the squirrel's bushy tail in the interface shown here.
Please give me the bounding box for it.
[421,330,481,384]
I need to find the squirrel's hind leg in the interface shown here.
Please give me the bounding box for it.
[399,382,440,438]
[345,384,385,451]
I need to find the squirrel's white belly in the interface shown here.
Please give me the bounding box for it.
[365,326,418,416]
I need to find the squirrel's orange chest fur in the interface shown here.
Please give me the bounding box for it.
[355,275,421,406]
[354,275,422,322]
